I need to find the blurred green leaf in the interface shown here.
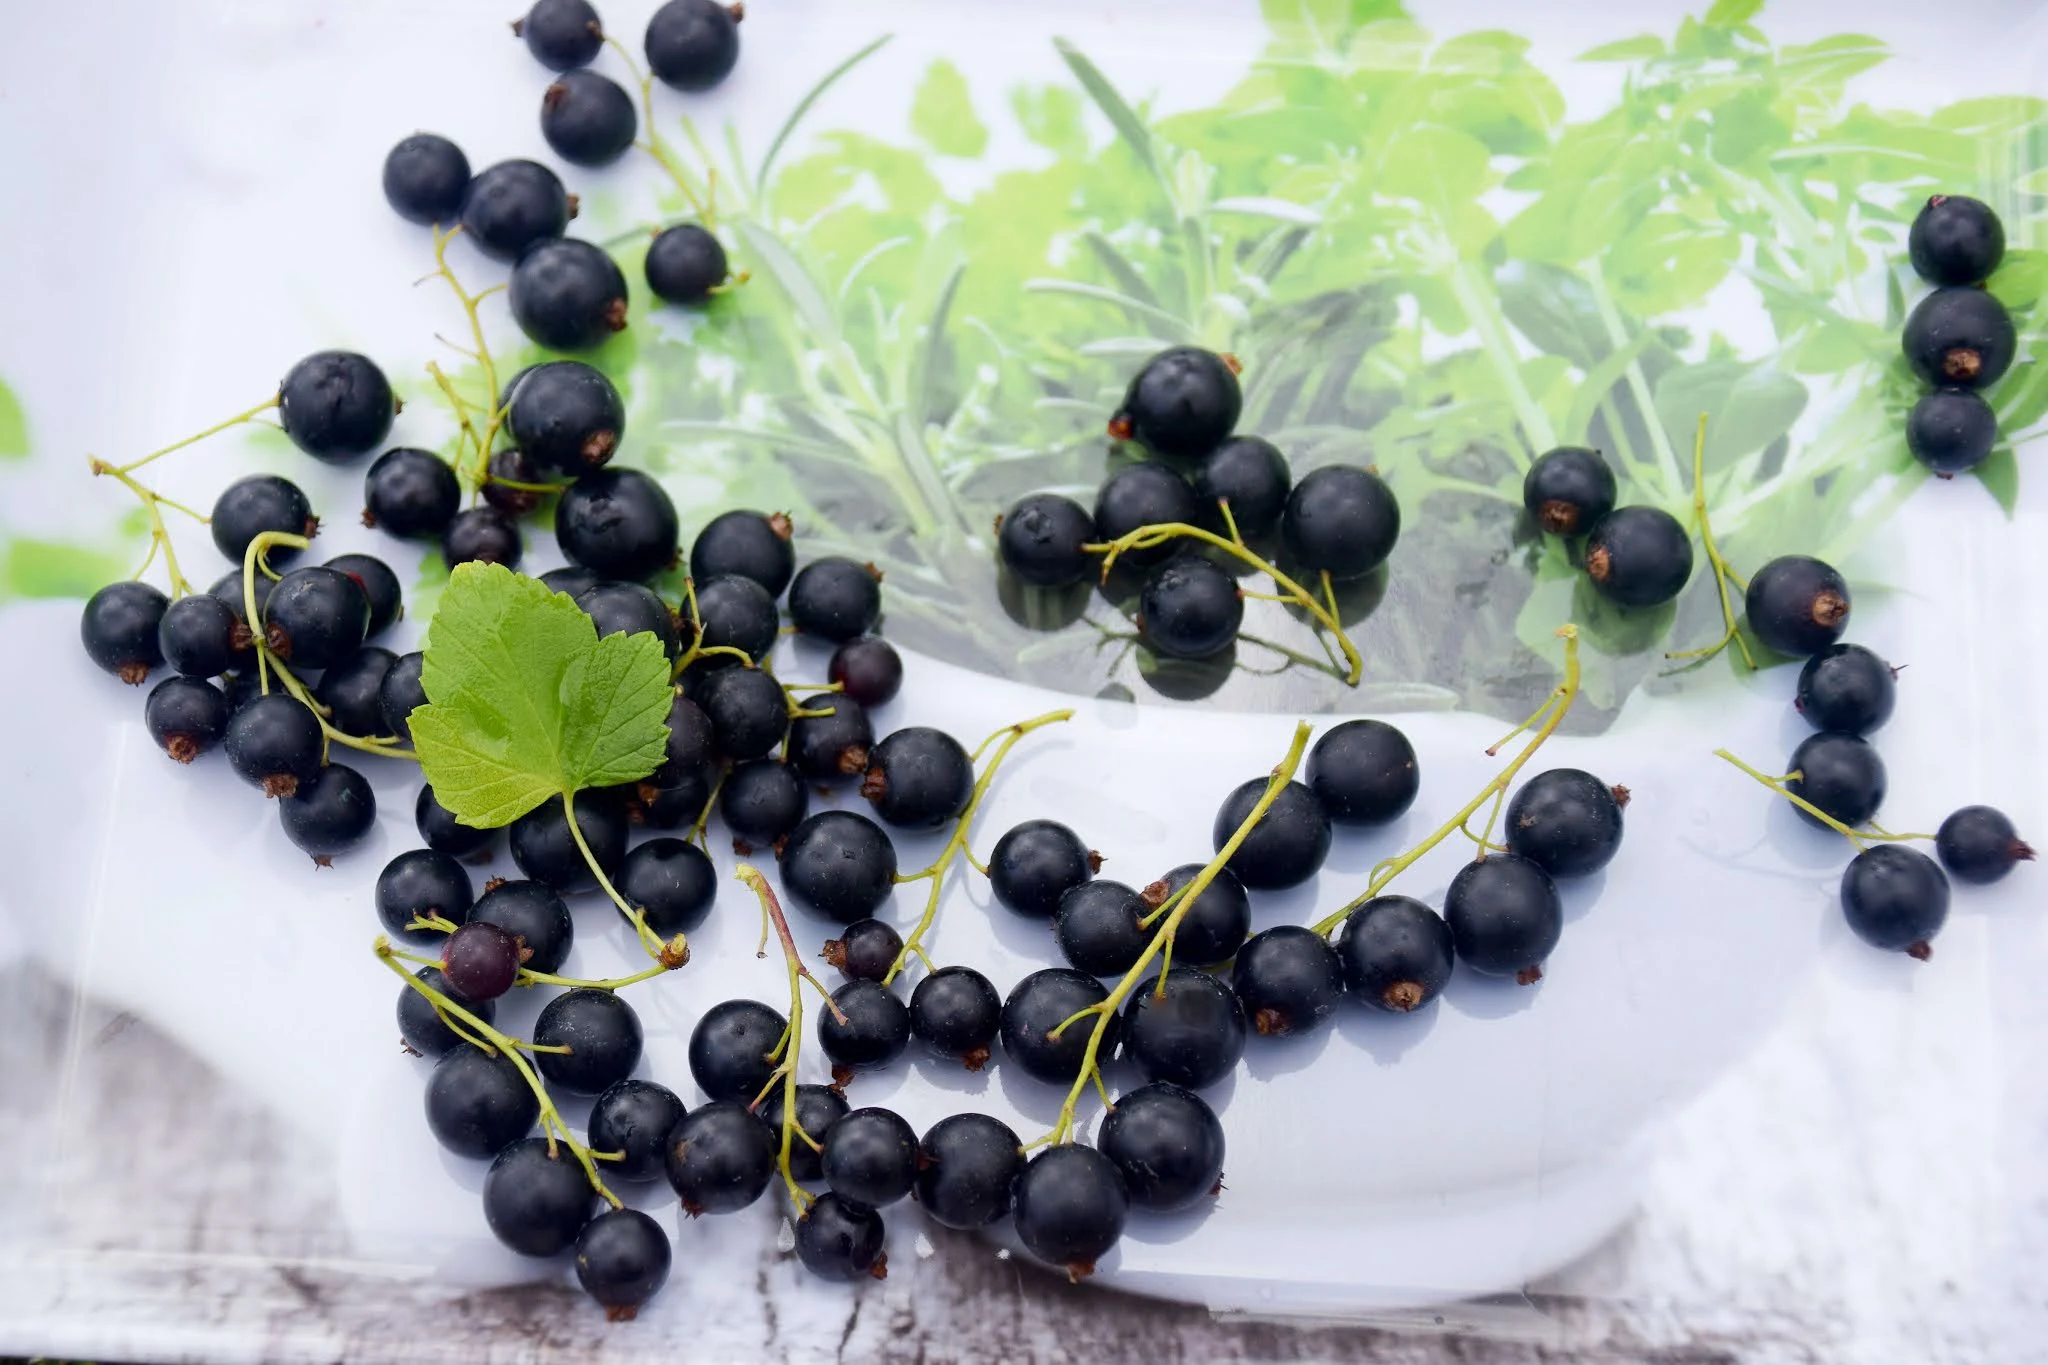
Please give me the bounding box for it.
[1704,0,1764,26]
[1989,249,2048,312]
[1053,38,1166,194]
[1581,35,1663,62]
[0,538,128,599]
[1654,363,1808,473]
[1496,261,1606,367]
[0,377,24,457]
[1975,445,2021,516]
[911,59,988,158]
[1011,85,1088,158]
[756,35,893,196]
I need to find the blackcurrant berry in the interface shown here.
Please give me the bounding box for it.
[907,965,1001,1068]
[314,646,397,737]
[990,819,1097,919]
[663,1100,776,1216]
[1505,768,1626,877]
[788,557,883,643]
[377,848,476,944]
[1903,286,2016,388]
[1119,967,1246,1091]
[279,351,394,463]
[1334,896,1454,1012]
[331,552,409,641]
[1000,968,1118,1084]
[381,652,428,743]
[1445,854,1562,982]
[821,1106,918,1208]
[694,665,787,760]
[507,360,624,474]
[645,223,729,304]
[1522,445,1617,536]
[779,811,898,922]
[818,979,910,1075]
[1907,388,1998,476]
[575,1208,672,1321]
[618,837,716,937]
[916,1112,1023,1229]
[998,493,1097,588]
[651,692,715,784]
[424,1043,538,1158]
[511,792,628,891]
[1111,346,1242,460]
[263,566,369,669]
[471,877,575,974]
[442,920,523,1002]
[514,0,604,71]
[822,918,901,982]
[1212,777,1331,890]
[442,506,523,570]
[1013,1145,1129,1281]
[1139,556,1243,660]
[690,510,794,597]
[144,675,230,762]
[535,988,643,1095]
[556,468,679,583]
[1194,434,1291,538]
[279,762,376,862]
[789,693,873,782]
[1231,925,1344,1037]
[1281,465,1400,581]
[363,447,460,539]
[540,70,637,169]
[397,966,496,1058]
[381,133,469,225]
[80,581,167,683]
[1909,194,2005,287]
[1583,506,1692,608]
[689,573,779,665]
[577,580,680,661]
[861,726,974,830]
[537,568,599,603]
[158,592,248,678]
[1935,805,2034,885]
[1841,844,1950,958]
[1306,718,1419,825]
[828,636,902,707]
[510,237,629,351]
[225,692,324,797]
[627,771,713,831]
[1745,554,1850,657]
[1055,880,1151,978]
[644,0,741,92]
[1796,644,1896,736]
[211,474,315,567]
[688,999,786,1102]
[461,159,572,263]
[1098,1081,1225,1213]
[759,1083,848,1183]
[586,1080,688,1185]
[795,1193,887,1283]
[484,1137,597,1256]
[1093,463,1201,568]
[1144,864,1250,965]
[1786,732,1886,830]
[720,759,808,848]
[482,446,551,520]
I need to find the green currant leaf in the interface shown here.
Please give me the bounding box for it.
[0,376,27,458]
[409,562,672,829]
[1974,445,2021,518]
[911,60,988,159]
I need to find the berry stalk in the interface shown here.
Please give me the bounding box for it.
[424,226,513,495]
[1665,414,1757,670]
[601,35,720,231]
[86,457,210,597]
[109,396,281,477]
[565,789,689,965]
[387,935,675,993]
[1713,749,1934,850]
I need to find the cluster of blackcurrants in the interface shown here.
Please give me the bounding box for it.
[995,345,1400,661]
[1900,194,2014,477]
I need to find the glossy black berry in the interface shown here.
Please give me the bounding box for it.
[645,223,729,304]
[828,636,902,707]
[789,694,873,782]
[313,647,396,737]
[511,238,629,353]
[721,759,809,848]
[1745,555,1850,657]
[760,1084,848,1183]
[1282,465,1400,581]
[1584,506,1692,608]
[263,566,369,669]
[794,1194,887,1283]
[1903,286,2016,388]
[779,811,898,922]
[362,447,459,539]
[1935,805,2034,885]
[471,878,574,974]
[1522,445,1617,536]
[915,1112,1022,1228]
[1145,865,1250,966]
[1786,732,1886,830]
[990,819,1096,919]
[575,1208,671,1321]
[1841,844,1950,958]
[650,692,714,784]
[537,567,599,602]
[325,556,401,642]
[441,921,522,1003]
[1505,768,1626,877]
[1055,880,1151,979]
[212,574,274,641]
[157,593,246,678]
[425,1044,537,1158]
[1119,968,1246,1091]
[689,573,779,666]
[376,848,474,944]
[555,468,679,583]
[861,726,973,830]
[1231,925,1345,1037]
[80,581,167,683]
[534,988,643,1096]
[1909,194,2005,286]
[381,651,428,743]
[1335,896,1454,1012]
[381,133,469,225]
[664,1100,776,1215]
[211,474,315,567]
[540,69,637,168]
[690,511,794,597]
[144,675,230,763]
[688,999,786,1103]
[1000,968,1118,1084]
[1111,346,1242,460]
[482,446,551,520]
[506,360,624,474]
[1099,1081,1225,1213]
[516,0,604,67]
[1796,644,1896,736]
[1093,463,1201,568]
[1138,556,1242,660]
[1013,1145,1129,1280]
[694,665,787,760]
[224,692,324,797]
[1191,434,1289,537]
[644,0,741,92]
[627,771,712,831]
[618,837,716,937]
[442,506,523,570]
[510,792,628,892]
[461,159,572,263]
[1306,718,1419,825]
[279,351,394,463]
[821,1106,918,1208]
[397,966,496,1058]
[279,762,377,862]
[1212,777,1331,891]
[1445,854,1562,982]
[577,580,680,661]
[907,965,1001,1068]
[484,1137,597,1256]
[998,493,1097,588]
[816,980,910,1075]
[1906,387,1998,477]
[788,557,882,643]
[585,1080,688,1186]
[823,918,901,983]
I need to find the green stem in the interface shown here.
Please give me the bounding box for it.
[1713,750,1934,852]
[88,458,205,596]
[1585,258,1682,503]
[1663,414,1758,671]
[735,865,844,1210]
[565,789,686,965]
[1446,256,1555,461]
[113,397,280,476]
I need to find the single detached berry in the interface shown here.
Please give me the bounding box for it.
[618,837,716,937]
[1231,925,1345,1037]
[645,223,730,305]
[688,573,779,665]
[278,762,377,863]
[1935,805,2034,885]
[506,360,624,474]
[471,877,575,974]
[224,692,324,797]
[916,1112,1023,1229]
[787,557,883,643]
[1903,286,2016,388]
[908,965,1002,1069]
[1505,768,1626,877]
[1282,464,1400,581]
[158,593,247,678]
[510,792,628,892]
[363,447,460,539]
[461,159,572,263]
[1306,718,1419,826]
[314,646,397,737]
[1796,644,1896,736]
[690,509,794,596]
[760,1084,849,1183]
[1445,854,1562,983]
[1196,435,1291,537]
[1841,844,1950,958]
[144,676,230,762]
[821,1106,919,1208]
[789,693,873,782]
[1013,1145,1129,1282]
[862,726,974,830]
[779,811,898,922]
[1786,732,1886,830]
[828,636,903,707]
[1745,555,1850,657]
[1094,463,1202,569]
[1139,556,1243,660]
[1143,865,1251,965]
[442,506,523,570]
[1110,346,1242,461]
[81,581,167,683]
[534,988,644,1095]
[211,473,315,567]
[1583,506,1692,608]
[1335,896,1455,1012]
[382,133,469,225]
[1523,446,1617,536]
[1909,194,2005,286]
[794,1193,888,1283]
[397,966,496,1058]
[1906,388,1998,477]
[694,664,787,760]
[644,0,742,92]
[509,238,629,352]
[381,652,429,743]
[377,848,476,944]
[1000,968,1118,1084]
[484,1137,597,1257]
[1213,777,1331,891]
[279,351,394,463]
[540,69,637,168]
[721,759,809,848]
[578,580,680,662]
[688,999,787,1103]
[1055,880,1150,978]
[990,819,1097,919]
[823,918,902,983]
[998,493,1096,588]
[441,921,524,1002]
[515,0,604,71]
[664,1100,776,1216]
[1099,1081,1225,1213]
[588,1080,688,1185]
[1119,968,1247,1091]
[263,565,369,669]
[575,1208,672,1322]
[424,1044,538,1158]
